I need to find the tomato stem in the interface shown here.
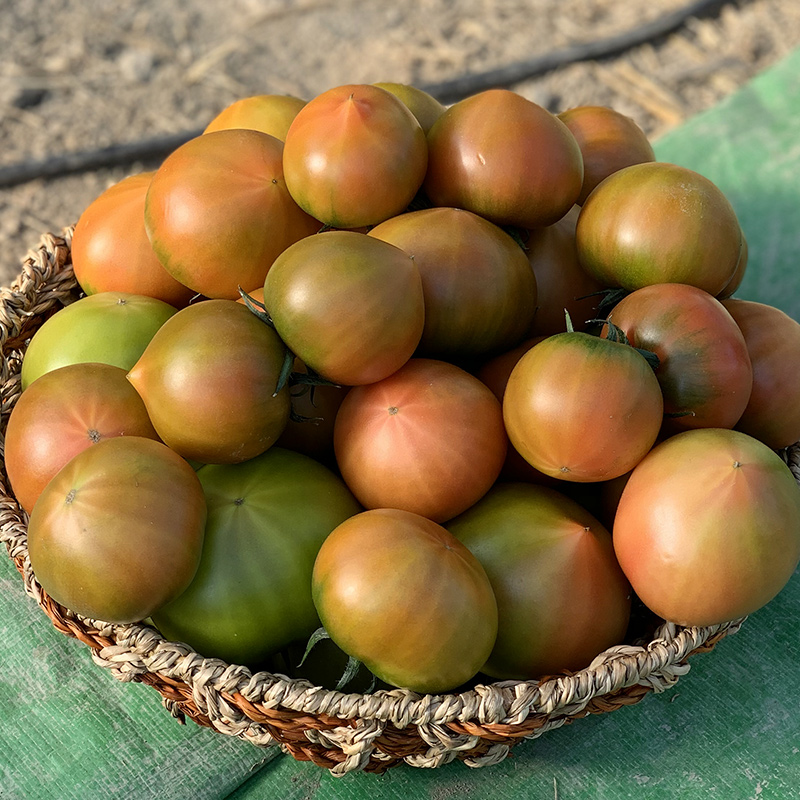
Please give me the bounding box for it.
[298,626,331,667]
[238,286,275,329]
[602,319,630,346]
[636,347,661,372]
[289,408,324,425]
[588,317,661,372]
[577,287,630,318]
[274,347,295,397]
[299,627,378,693]
[336,656,364,691]
[500,224,529,252]
[290,369,342,389]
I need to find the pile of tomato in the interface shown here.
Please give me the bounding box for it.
[8,83,800,694]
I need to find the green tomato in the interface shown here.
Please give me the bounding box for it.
[151,448,361,668]
[21,292,176,390]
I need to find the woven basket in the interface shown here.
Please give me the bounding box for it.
[2,229,797,775]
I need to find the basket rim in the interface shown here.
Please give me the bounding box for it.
[2,226,783,771]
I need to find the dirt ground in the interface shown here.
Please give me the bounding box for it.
[1,0,800,285]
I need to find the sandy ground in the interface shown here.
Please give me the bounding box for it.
[2,0,800,284]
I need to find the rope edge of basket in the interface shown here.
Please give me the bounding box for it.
[3,507,744,729]
[0,229,760,742]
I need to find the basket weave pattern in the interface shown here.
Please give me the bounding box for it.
[2,230,795,774]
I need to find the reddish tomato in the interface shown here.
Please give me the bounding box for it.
[424,89,583,228]
[557,106,655,204]
[152,448,360,667]
[334,359,507,522]
[6,363,159,514]
[145,129,319,299]
[607,284,753,432]
[525,206,606,337]
[203,94,306,140]
[723,298,800,448]
[312,508,498,693]
[282,84,427,228]
[263,231,424,386]
[614,429,800,626]
[21,292,177,390]
[576,162,742,294]
[448,483,631,679]
[27,436,206,623]
[127,300,290,464]
[71,173,195,307]
[476,336,561,485]
[368,207,537,358]
[372,82,445,134]
[503,331,663,481]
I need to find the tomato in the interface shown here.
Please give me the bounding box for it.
[476,336,562,485]
[334,359,507,522]
[282,84,428,228]
[723,298,800,448]
[372,82,445,134]
[607,284,753,432]
[203,94,307,140]
[447,483,631,679]
[145,129,319,299]
[525,206,606,337]
[576,162,742,294]
[152,448,360,667]
[71,173,195,307]
[613,428,800,627]
[556,106,655,205]
[503,331,663,482]
[263,230,424,386]
[6,363,159,514]
[312,508,498,693]
[21,292,177,390]
[368,207,537,358]
[127,300,290,464]
[424,89,583,229]
[27,436,206,623]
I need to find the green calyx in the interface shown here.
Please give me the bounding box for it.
[238,286,274,328]
[587,316,661,373]
[238,286,341,399]
[299,627,377,692]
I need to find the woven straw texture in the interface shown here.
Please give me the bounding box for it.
[1,229,797,775]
